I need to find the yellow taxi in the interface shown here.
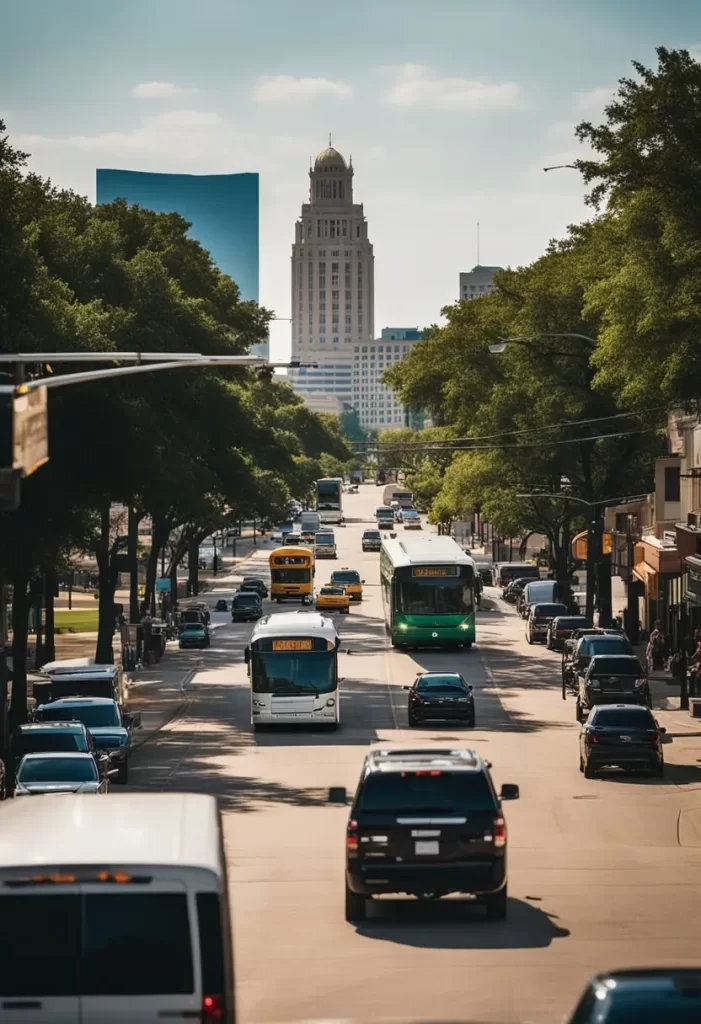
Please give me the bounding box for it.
[329,568,364,602]
[315,585,350,614]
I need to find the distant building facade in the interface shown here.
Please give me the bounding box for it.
[96,169,265,355]
[288,144,375,404]
[459,265,503,302]
[353,327,424,432]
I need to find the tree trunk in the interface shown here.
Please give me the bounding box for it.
[95,504,117,665]
[44,570,56,664]
[128,503,140,624]
[9,569,30,730]
[142,514,170,617]
[0,576,10,762]
[31,577,43,669]
[188,534,199,597]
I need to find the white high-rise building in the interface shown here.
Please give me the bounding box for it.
[353,327,424,432]
[289,144,374,406]
[459,265,503,301]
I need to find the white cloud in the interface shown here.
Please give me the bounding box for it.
[573,85,616,116]
[131,81,197,99]
[383,64,522,112]
[252,75,352,103]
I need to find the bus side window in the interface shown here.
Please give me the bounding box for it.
[244,646,251,664]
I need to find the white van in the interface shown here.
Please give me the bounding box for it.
[299,511,321,534]
[37,658,127,709]
[0,793,235,1023]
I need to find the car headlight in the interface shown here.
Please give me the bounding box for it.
[398,622,409,631]
[458,623,470,630]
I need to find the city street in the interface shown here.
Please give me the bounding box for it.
[129,486,701,1024]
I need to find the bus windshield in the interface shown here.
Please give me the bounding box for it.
[251,651,336,695]
[395,570,473,615]
[270,568,311,583]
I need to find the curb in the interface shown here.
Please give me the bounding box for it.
[130,666,195,753]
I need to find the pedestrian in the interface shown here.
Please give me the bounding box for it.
[672,642,689,710]
[691,642,701,699]
[648,620,665,672]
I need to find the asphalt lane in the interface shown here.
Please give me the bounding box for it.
[130,487,701,1024]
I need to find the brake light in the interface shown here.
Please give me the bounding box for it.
[413,770,442,776]
[347,819,359,853]
[202,994,224,1021]
[493,816,506,848]
[634,678,646,688]
[589,730,601,744]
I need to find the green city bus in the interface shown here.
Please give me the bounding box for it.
[380,535,476,649]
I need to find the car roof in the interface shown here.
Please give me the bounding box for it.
[16,720,86,731]
[417,671,463,679]
[0,793,222,874]
[593,703,652,711]
[589,654,640,661]
[38,696,117,708]
[20,751,93,760]
[365,747,484,774]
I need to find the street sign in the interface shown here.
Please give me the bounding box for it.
[13,387,48,477]
[156,578,171,592]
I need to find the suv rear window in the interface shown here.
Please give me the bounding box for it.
[332,571,360,584]
[13,733,85,755]
[589,657,642,676]
[593,708,656,728]
[533,604,568,617]
[580,638,632,657]
[358,771,496,814]
[235,593,260,603]
[0,892,194,997]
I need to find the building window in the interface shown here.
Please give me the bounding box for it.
[665,466,681,502]
[332,290,339,300]
[333,336,339,344]
[331,250,339,258]
[357,225,360,238]
[342,220,347,236]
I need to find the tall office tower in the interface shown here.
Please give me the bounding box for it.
[96,169,265,356]
[288,144,374,408]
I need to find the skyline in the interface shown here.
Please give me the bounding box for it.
[3,0,701,359]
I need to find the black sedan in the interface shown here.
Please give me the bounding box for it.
[580,704,665,778]
[567,968,701,1022]
[405,672,475,727]
[240,577,268,599]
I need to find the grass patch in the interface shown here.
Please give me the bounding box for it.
[54,609,100,633]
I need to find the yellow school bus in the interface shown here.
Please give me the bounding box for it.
[269,546,314,604]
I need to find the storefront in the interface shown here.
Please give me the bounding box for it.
[683,556,701,636]
[633,538,682,643]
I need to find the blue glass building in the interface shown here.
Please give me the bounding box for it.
[96,169,265,355]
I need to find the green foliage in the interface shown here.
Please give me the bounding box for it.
[339,408,367,442]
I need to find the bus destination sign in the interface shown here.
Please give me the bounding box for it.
[413,566,459,578]
[272,638,313,651]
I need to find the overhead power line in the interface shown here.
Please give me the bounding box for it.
[356,427,655,453]
[351,407,665,447]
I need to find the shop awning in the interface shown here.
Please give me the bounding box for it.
[633,560,658,599]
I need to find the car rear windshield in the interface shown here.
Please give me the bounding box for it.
[235,593,260,603]
[321,588,344,595]
[18,757,98,783]
[554,618,590,629]
[590,657,642,675]
[417,676,468,692]
[316,536,335,544]
[358,771,496,814]
[14,733,85,754]
[333,571,360,583]
[0,892,195,997]
[364,531,381,538]
[602,996,701,1022]
[581,638,631,657]
[594,709,656,728]
[534,604,568,617]
[38,704,120,728]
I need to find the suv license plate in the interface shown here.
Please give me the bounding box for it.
[415,841,439,855]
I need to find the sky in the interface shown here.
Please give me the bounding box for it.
[2,0,701,360]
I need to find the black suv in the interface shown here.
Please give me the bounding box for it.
[577,654,650,721]
[580,704,665,778]
[232,590,263,622]
[342,747,519,923]
[9,721,110,788]
[240,577,268,599]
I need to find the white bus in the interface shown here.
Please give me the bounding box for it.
[316,477,344,524]
[244,612,341,728]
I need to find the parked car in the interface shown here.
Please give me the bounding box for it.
[577,654,650,721]
[579,704,665,778]
[566,968,701,1022]
[240,577,269,599]
[401,509,422,530]
[35,696,136,785]
[405,672,475,727]
[9,721,108,783]
[546,615,592,651]
[361,529,382,552]
[231,591,263,622]
[178,623,211,649]
[526,603,569,644]
[519,580,559,619]
[341,746,519,923]
[502,577,535,604]
[14,751,114,795]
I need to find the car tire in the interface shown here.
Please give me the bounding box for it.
[583,761,595,779]
[653,758,664,777]
[408,712,419,727]
[467,715,476,728]
[575,700,584,723]
[526,634,533,645]
[579,754,584,773]
[117,760,129,785]
[484,885,507,921]
[345,882,367,923]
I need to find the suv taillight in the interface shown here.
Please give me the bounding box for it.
[494,815,506,848]
[347,819,359,854]
[634,678,647,688]
[202,994,224,1021]
[588,730,601,744]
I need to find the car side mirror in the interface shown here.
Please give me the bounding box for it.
[659,726,667,734]
[244,646,251,664]
[361,580,366,584]
[402,685,410,690]
[500,783,520,800]
[484,760,492,769]
[328,786,347,803]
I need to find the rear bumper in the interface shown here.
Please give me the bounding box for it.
[587,751,661,769]
[585,692,649,707]
[411,706,474,721]
[347,859,506,896]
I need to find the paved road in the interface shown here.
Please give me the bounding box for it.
[129,487,701,1024]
